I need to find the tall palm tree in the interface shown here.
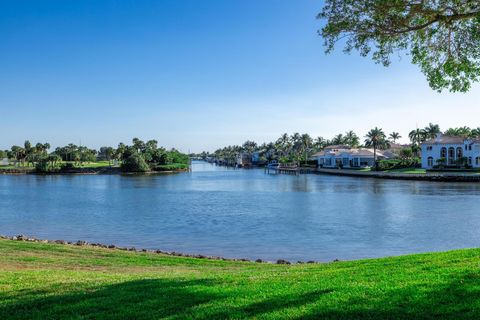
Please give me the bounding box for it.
[300,133,313,165]
[290,133,302,164]
[345,130,359,147]
[423,123,441,140]
[364,127,388,170]
[409,128,426,146]
[389,132,401,144]
[276,133,291,158]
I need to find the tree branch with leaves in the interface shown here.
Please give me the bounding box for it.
[318,0,480,92]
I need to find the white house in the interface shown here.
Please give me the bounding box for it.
[421,135,480,169]
[0,158,8,166]
[314,145,387,169]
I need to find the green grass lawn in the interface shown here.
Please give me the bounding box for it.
[67,161,115,168]
[386,168,427,174]
[0,165,17,170]
[1,239,480,319]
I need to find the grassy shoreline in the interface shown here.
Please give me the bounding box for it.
[1,239,480,319]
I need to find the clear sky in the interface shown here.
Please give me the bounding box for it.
[1,0,479,152]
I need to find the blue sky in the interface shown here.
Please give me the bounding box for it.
[1,0,479,152]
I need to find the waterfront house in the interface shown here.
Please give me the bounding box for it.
[251,152,261,165]
[314,145,387,168]
[1,158,8,166]
[421,135,480,169]
[236,153,252,167]
[236,152,263,167]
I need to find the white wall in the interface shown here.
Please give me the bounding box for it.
[422,142,480,169]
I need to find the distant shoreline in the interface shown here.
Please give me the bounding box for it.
[0,167,189,175]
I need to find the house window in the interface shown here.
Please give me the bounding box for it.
[353,158,360,167]
[427,157,434,167]
[427,146,433,151]
[448,147,455,164]
[440,147,447,158]
[469,157,473,165]
[470,145,472,151]
[456,147,463,158]
[476,157,480,166]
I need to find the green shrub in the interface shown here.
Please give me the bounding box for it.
[121,154,150,172]
[35,158,60,173]
[378,158,421,171]
[35,160,50,173]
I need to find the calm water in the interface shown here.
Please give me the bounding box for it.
[1,161,480,262]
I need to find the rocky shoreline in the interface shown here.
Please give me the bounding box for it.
[0,234,322,265]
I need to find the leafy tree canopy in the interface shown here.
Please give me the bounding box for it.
[318,1,480,92]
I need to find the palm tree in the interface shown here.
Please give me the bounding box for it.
[10,145,25,166]
[389,132,401,144]
[300,133,313,165]
[458,126,473,137]
[132,138,145,153]
[364,127,388,171]
[409,128,426,146]
[290,133,302,164]
[276,133,291,158]
[444,126,472,137]
[314,136,326,151]
[424,123,441,140]
[332,134,345,145]
[471,127,480,138]
[344,130,359,147]
[242,140,257,154]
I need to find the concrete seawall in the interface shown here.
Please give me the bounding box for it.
[317,168,480,182]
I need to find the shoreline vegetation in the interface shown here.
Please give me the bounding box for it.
[197,125,480,168]
[1,237,480,319]
[0,138,190,175]
[198,125,480,169]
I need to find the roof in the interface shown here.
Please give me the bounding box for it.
[422,135,480,145]
[388,143,409,150]
[324,145,351,151]
[313,148,386,158]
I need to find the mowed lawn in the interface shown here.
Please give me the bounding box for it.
[1,240,480,319]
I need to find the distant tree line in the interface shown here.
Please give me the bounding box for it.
[197,125,480,167]
[0,138,189,173]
